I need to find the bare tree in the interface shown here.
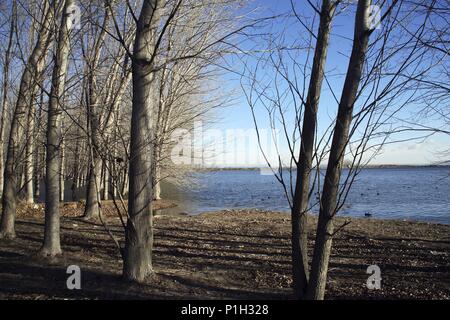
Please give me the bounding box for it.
[0,0,57,239]
[306,0,373,299]
[290,0,337,298]
[0,0,17,200]
[123,0,167,282]
[150,0,242,200]
[82,1,111,220]
[40,0,74,257]
[383,0,449,162]
[244,0,442,299]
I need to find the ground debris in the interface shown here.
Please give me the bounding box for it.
[0,207,449,299]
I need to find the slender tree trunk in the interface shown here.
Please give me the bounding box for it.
[0,1,16,200]
[24,105,35,203]
[0,0,55,239]
[112,145,118,199]
[84,91,102,218]
[41,0,72,256]
[103,161,109,200]
[34,90,45,200]
[23,1,49,204]
[60,134,65,202]
[101,64,132,202]
[84,79,103,218]
[84,153,102,219]
[307,0,372,300]
[122,165,129,195]
[152,143,162,200]
[123,0,164,282]
[153,167,161,200]
[72,130,80,201]
[291,0,336,298]
[83,6,110,220]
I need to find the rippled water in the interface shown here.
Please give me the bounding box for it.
[168,167,450,224]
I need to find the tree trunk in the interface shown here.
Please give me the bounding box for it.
[84,154,102,219]
[60,134,65,202]
[152,143,162,200]
[83,85,102,217]
[34,90,45,200]
[153,167,161,200]
[111,135,118,199]
[122,165,129,195]
[82,5,110,220]
[291,0,336,298]
[103,163,109,200]
[307,0,372,300]
[24,105,35,203]
[123,0,163,282]
[0,0,16,200]
[71,127,81,201]
[0,0,55,239]
[41,0,72,256]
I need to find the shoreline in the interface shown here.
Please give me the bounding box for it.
[14,201,450,226]
[197,208,450,226]
[192,165,450,172]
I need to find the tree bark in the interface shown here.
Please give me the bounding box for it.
[84,153,102,219]
[0,0,55,239]
[0,0,16,200]
[291,0,336,298]
[122,168,129,195]
[41,0,73,256]
[71,126,81,201]
[152,167,161,200]
[152,143,162,200]
[123,0,163,282]
[102,160,109,200]
[60,133,65,202]
[34,90,45,200]
[83,5,110,220]
[306,0,372,300]
[24,104,35,203]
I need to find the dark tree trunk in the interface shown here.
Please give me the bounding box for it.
[34,90,45,200]
[291,0,336,298]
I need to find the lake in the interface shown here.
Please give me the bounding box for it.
[165,167,450,224]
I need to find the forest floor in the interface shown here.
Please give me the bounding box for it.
[0,202,449,300]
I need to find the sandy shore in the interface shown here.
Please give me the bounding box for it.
[0,203,448,299]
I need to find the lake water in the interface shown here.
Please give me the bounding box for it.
[166,167,450,224]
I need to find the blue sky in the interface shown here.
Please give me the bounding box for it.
[208,0,450,166]
[0,0,447,166]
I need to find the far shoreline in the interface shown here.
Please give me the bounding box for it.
[192,164,450,172]
[14,200,450,226]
